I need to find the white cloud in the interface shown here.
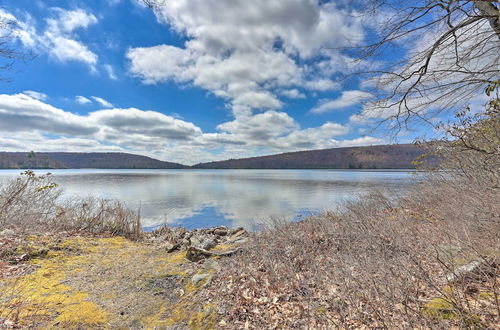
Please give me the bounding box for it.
[104,64,117,80]
[336,136,384,148]
[0,93,97,136]
[0,93,384,165]
[127,0,366,115]
[49,35,98,66]
[271,122,350,150]
[0,93,204,154]
[89,108,202,141]
[23,90,47,101]
[127,45,193,84]
[5,8,98,69]
[304,79,341,92]
[91,96,113,108]
[75,95,92,104]
[46,8,97,34]
[280,89,306,99]
[311,90,372,114]
[217,111,298,143]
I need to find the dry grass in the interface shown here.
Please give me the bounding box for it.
[209,178,499,329]
[0,171,141,240]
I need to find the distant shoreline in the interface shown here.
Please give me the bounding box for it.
[0,144,427,170]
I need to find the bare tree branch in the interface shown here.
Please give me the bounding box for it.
[352,0,500,132]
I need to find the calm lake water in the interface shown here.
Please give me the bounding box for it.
[0,169,417,230]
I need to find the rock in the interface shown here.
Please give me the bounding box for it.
[189,235,202,248]
[229,228,247,239]
[213,226,228,236]
[203,258,220,271]
[228,237,249,245]
[192,273,210,285]
[165,242,180,253]
[445,259,495,282]
[200,238,217,250]
[186,247,206,262]
[203,304,214,317]
[0,229,15,236]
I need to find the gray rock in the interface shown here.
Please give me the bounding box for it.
[446,260,484,282]
[228,228,247,240]
[203,258,220,271]
[227,237,249,245]
[192,273,210,285]
[200,238,217,250]
[165,242,180,253]
[0,229,15,236]
[190,235,202,248]
[213,226,229,236]
[203,304,214,317]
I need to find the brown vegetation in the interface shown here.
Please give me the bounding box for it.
[0,170,141,240]
[205,93,500,328]
[208,182,499,328]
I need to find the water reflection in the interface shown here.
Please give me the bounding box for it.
[0,169,416,229]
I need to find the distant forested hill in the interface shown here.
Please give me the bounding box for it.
[0,152,186,169]
[0,144,427,169]
[193,144,425,169]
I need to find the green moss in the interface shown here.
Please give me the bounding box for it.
[1,235,220,328]
[1,250,108,327]
[188,303,217,330]
[423,297,456,319]
[477,291,495,300]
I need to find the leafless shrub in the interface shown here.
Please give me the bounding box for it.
[0,171,61,230]
[0,171,141,240]
[210,181,499,328]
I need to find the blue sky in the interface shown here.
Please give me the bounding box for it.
[0,0,438,164]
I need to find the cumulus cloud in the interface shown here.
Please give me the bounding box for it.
[217,111,298,142]
[311,90,372,114]
[127,0,365,115]
[0,93,97,136]
[280,89,306,99]
[4,8,98,69]
[89,108,202,141]
[0,93,203,156]
[0,93,384,164]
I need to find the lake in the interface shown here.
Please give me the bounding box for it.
[0,169,417,230]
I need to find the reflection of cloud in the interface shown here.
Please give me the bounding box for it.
[0,170,414,228]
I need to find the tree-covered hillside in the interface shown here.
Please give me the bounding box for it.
[0,152,186,169]
[194,144,425,169]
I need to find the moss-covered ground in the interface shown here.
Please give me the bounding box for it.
[0,235,223,329]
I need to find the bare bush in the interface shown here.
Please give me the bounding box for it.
[422,87,500,189]
[0,171,61,230]
[210,181,499,328]
[0,171,141,240]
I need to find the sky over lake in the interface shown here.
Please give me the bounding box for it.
[0,0,430,165]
